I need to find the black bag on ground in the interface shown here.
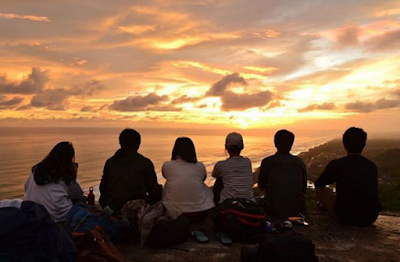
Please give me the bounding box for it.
[214,198,267,243]
[145,215,190,248]
[241,229,318,262]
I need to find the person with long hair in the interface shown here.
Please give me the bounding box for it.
[162,137,215,222]
[24,141,83,223]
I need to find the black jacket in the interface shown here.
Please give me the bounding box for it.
[0,201,77,262]
[315,155,381,226]
[99,149,162,213]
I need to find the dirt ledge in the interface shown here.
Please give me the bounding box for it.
[116,212,400,262]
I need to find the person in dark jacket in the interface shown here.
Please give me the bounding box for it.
[314,127,381,227]
[99,129,162,214]
[258,130,307,219]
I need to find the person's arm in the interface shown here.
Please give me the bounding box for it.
[99,160,109,207]
[258,158,269,189]
[145,161,162,204]
[301,160,307,194]
[201,162,207,182]
[212,162,221,178]
[314,161,336,188]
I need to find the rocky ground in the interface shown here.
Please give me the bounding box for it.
[116,211,400,262]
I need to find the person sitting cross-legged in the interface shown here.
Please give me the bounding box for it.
[99,128,162,214]
[314,127,381,227]
[258,129,307,219]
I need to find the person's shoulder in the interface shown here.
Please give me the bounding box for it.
[162,160,174,167]
[262,154,275,162]
[136,153,154,165]
[359,155,377,168]
[195,161,206,168]
[291,155,306,164]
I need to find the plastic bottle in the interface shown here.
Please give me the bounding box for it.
[88,187,95,205]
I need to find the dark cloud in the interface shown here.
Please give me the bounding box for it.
[206,73,247,96]
[298,102,336,112]
[344,99,400,113]
[0,96,24,107]
[221,90,273,111]
[366,29,400,52]
[171,95,202,105]
[206,72,276,111]
[0,68,48,94]
[70,80,104,97]
[109,92,170,112]
[30,89,70,110]
[374,98,400,110]
[344,101,375,113]
[336,25,361,47]
[80,106,97,112]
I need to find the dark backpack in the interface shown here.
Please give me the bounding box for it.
[76,227,130,262]
[0,201,77,262]
[241,229,318,262]
[214,198,267,243]
[145,215,190,248]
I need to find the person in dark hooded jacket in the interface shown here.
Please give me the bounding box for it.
[99,129,162,214]
[24,141,83,223]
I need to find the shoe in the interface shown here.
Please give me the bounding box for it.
[217,232,232,246]
[191,230,209,243]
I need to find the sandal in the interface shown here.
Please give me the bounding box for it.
[191,230,209,243]
[217,232,232,246]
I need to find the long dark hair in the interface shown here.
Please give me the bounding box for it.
[171,137,197,163]
[32,141,77,185]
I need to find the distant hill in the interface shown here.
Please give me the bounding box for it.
[298,138,400,183]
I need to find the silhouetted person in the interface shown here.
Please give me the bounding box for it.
[258,130,307,218]
[99,129,162,214]
[314,127,381,226]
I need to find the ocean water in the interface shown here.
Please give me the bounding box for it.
[0,127,336,199]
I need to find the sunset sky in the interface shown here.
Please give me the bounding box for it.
[1,0,400,131]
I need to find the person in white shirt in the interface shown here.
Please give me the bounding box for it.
[24,141,83,223]
[162,137,215,222]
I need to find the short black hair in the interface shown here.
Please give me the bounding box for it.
[171,137,197,163]
[119,128,141,150]
[343,127,367,154]
[274,129,295,153]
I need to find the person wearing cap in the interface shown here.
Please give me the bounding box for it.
[258,129,307,219]
[212,132,255,204]
[99,128,162,214]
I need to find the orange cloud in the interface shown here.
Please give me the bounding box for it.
[0,13,50,22]
[252,30,280,39]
